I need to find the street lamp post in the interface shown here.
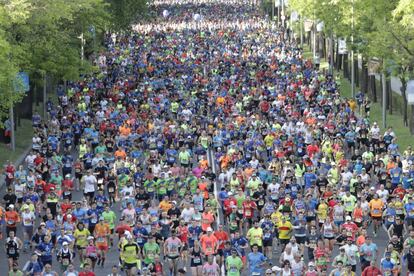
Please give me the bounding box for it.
[351,0,355,98]
[313,0,316,60]
[78,33,85,63]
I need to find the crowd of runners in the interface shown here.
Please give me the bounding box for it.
[2,0,414,275]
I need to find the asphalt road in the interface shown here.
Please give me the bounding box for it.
[0,7,401,276]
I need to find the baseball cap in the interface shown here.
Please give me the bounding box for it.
[207,227,213,232]
[345,216,351,221]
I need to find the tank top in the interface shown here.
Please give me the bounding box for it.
[394,224,403,237]
[60,249,71,266]
[6,238,18,255]
[191,248,202,266]
[323,223,334,238]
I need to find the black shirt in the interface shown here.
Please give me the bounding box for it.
[3,193,17,208]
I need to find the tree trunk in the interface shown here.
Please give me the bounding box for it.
[361,58,369,97]
[411,105,414,134]
[386,78,392,114]
[354,57,359,88]
[335,40,340,70]
[343,54,349,79]
[329,33,334,74]
[401,78,408,127]
[371,75,377,103]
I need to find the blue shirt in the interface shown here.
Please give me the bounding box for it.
[247,252,267,274]
[360,243,378,261]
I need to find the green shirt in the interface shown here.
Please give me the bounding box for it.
[143,242,160,264]
[179,151,191,164]
[102,210,117,229]
[95,145,107,154]
[122,243,139,264]
[226,256,243,276]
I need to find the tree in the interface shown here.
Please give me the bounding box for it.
[106,0,148,31]
[0,2,29,125]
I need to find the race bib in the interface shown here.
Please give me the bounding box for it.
[372,209,381,215]
[245,210,251,216]
[62,258,70,266]
[97,237,105,243]
[9,248,15,254]
[194,257,201,264]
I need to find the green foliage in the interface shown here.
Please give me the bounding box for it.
[0,0,112,123]
[106,0,148,31]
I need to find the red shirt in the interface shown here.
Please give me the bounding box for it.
[43,183,56,194]
[223,198,237,215]
[214,230,229,250]
[362,266,382,276]
[306,144,319,157]
[242,201,256,218]
[62,179,73,191]
[341,222,359,239]
[115,224,132,237]
[60,203,72,214]
[178,225,188,244]
[79,272,95,276]
[393,187,405,200]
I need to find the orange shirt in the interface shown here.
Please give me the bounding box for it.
[200,234,218,255]
[5,211,20,226]
[198,182,209,199]
[352,207,364,223]
[159,201,172,212]
[216,97,225,106]
[201,212,215,231]
[119,126,131,136]
[369,199,384,217]
[114,149,127,160]
[356,235,366,247]
[94,223,110,244]
[199,159,209,170]
[244,168,255,179]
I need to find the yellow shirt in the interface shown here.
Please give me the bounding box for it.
[271,211,282,224]
[247,227,263,246]
[317,203,328,220]
[277,221,292,240]
[74,228,90,247]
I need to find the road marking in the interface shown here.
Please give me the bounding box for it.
[208,147,221,228]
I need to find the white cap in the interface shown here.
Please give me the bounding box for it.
[272,266,282,272]
[87,236,94,240]
[207,227,213,232]
[228,191,233,196]
[62,241,69,246]
[9,204,14,209]
[309,262,315,266]
[345,216,351,221]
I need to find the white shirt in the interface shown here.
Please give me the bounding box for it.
[341,244,359,265]
[22,211,35,226]
[181,207,195,223]
[377,189,389,202]
[83,175,97,193]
